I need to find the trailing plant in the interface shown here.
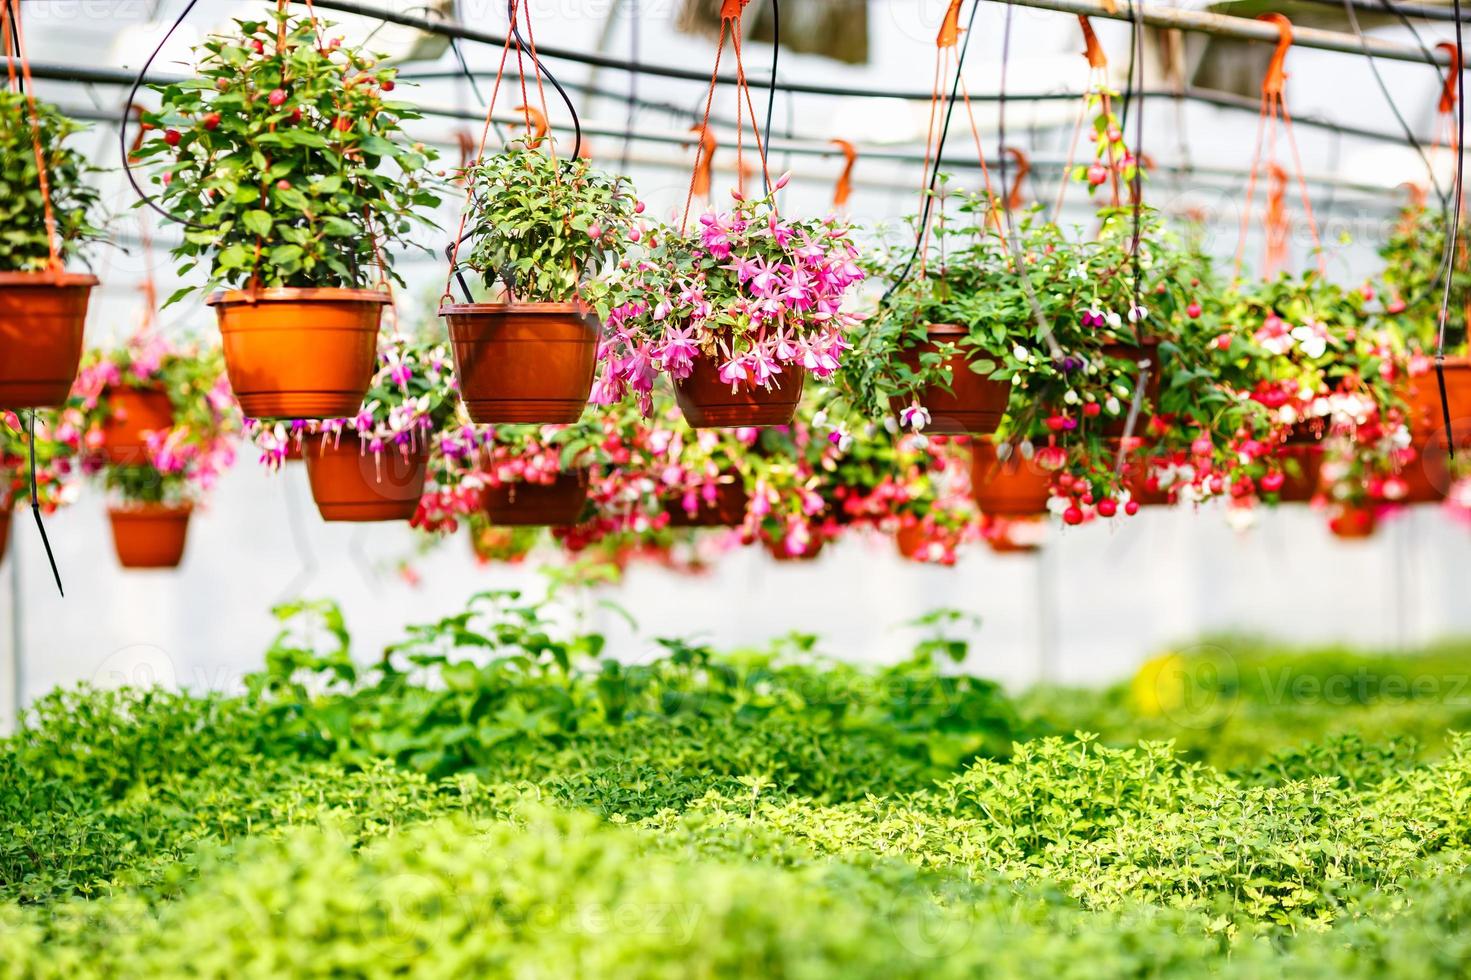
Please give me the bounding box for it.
[0,91,103,272]
[596,184,865,411]
[134,8,439,297]
[0,409,78,511]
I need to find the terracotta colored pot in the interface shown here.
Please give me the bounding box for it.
[675,354,805,428]
[666,478,749,527]
[483,471,589,526]
[1401,359,1471,497]
[1329,506,1377,540]
[986,535,1040,555]
[1272,444,1324,504]
[109,504,192,569]
[971,441,1053,516]
[99,386,175,465]
[440,301,600,424]
[764,531,825,561]
[1100,341,1162,437]
[894,323,1010,435]
[0,271,98,409]
[0,507,10,564]
[304,433,427,522]
[895,522,927,560]
[207,287,386,419]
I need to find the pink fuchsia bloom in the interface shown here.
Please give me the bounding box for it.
[655,323,700,381]
[748,345,783,386]
[718,356,749,386]
[698,212,734,259]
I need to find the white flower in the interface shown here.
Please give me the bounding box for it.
[1104,395,1121,415]
[1128,305,1148,323]
[1105,310,1123,328]
[1013,345,1029,362]
[1063,389,1080,405]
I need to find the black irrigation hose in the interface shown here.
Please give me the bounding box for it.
[876,0,982,307]
[119,0,208,231]
[764,0,778,196]
[1341,0,1448,212]
[1435,0,1465,458]
[5,10,65,596]
[505,0,582,162]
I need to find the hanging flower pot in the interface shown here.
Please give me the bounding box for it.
[440,301,599,424]
[971,441,1053,517]
[98,386,175,465]
[764,530,825,562]
[893,324,1010,435]
[895,522,927,560]
[1271,443,1325,504]
[666,476,749,527]
[108,503,192,569]
[675,355,807,428]
[1400,359,1471,498]
[207,289,387,420]
[304,431,427,523]
[1328,505,1377,540]
[483,471,590,527]
[0,271,98,410]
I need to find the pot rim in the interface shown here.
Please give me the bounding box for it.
[438,300,593,317]
[206,287,391,307]
[922,322,970,338]
[107,502,195,517]
[0,270,99,288]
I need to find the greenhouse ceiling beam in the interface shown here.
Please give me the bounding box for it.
[27,59,1435,151]
[300,0,1451,89]
[992,0,1453,64]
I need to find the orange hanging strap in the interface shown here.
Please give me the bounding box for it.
[1003,146,1031,211]
[1438,40,1460,115]
[690,125,718,200]
[442,0,522,303]
[512,104,549,146]
[1234,14,1323,279]
[3,0,62,274]
[682,0,768,230]
[936,0,965,48]
[1078,14,1107,69]
[831,138,857,209]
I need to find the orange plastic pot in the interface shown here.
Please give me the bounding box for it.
[764,531,825,561]
[483,471,589,526]
[1273,444,1325,504]
[99,386,174,465]
[971,441,1052,516]
[1100,341,1162,437]
[675,355,805,428]
[440,301,600,424]
[304,432,427,522]
[207,287,386,419]
[666,478,749,527]
[1329,506,1377,540]
[1400,359,1471,498]
[109,504,192,569]
[986,535,1040,555]
[0,271,98,409]
[895,324,1010,435]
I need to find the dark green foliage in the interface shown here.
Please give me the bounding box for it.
[5,602,1471,976]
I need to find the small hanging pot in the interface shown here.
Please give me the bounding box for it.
[971,441,1053,517]
[675,354,805,428]
[894,324,1010,435]
[304,432,427,522]
[483,470,590,526]
[0,271,98,410]
[1400,359,1471,498]
[109,503,192,569]
[439,301,600,424]
[99,386,175,465]
[207,288,386,420]
[1272,441,1324,504]
[1328,505,1377,540]
[764,530,825,562]
[666,477,749,527]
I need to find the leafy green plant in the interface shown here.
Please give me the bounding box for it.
[0,91,103,272]
[134,8,438,298]
[455,140,638,305]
